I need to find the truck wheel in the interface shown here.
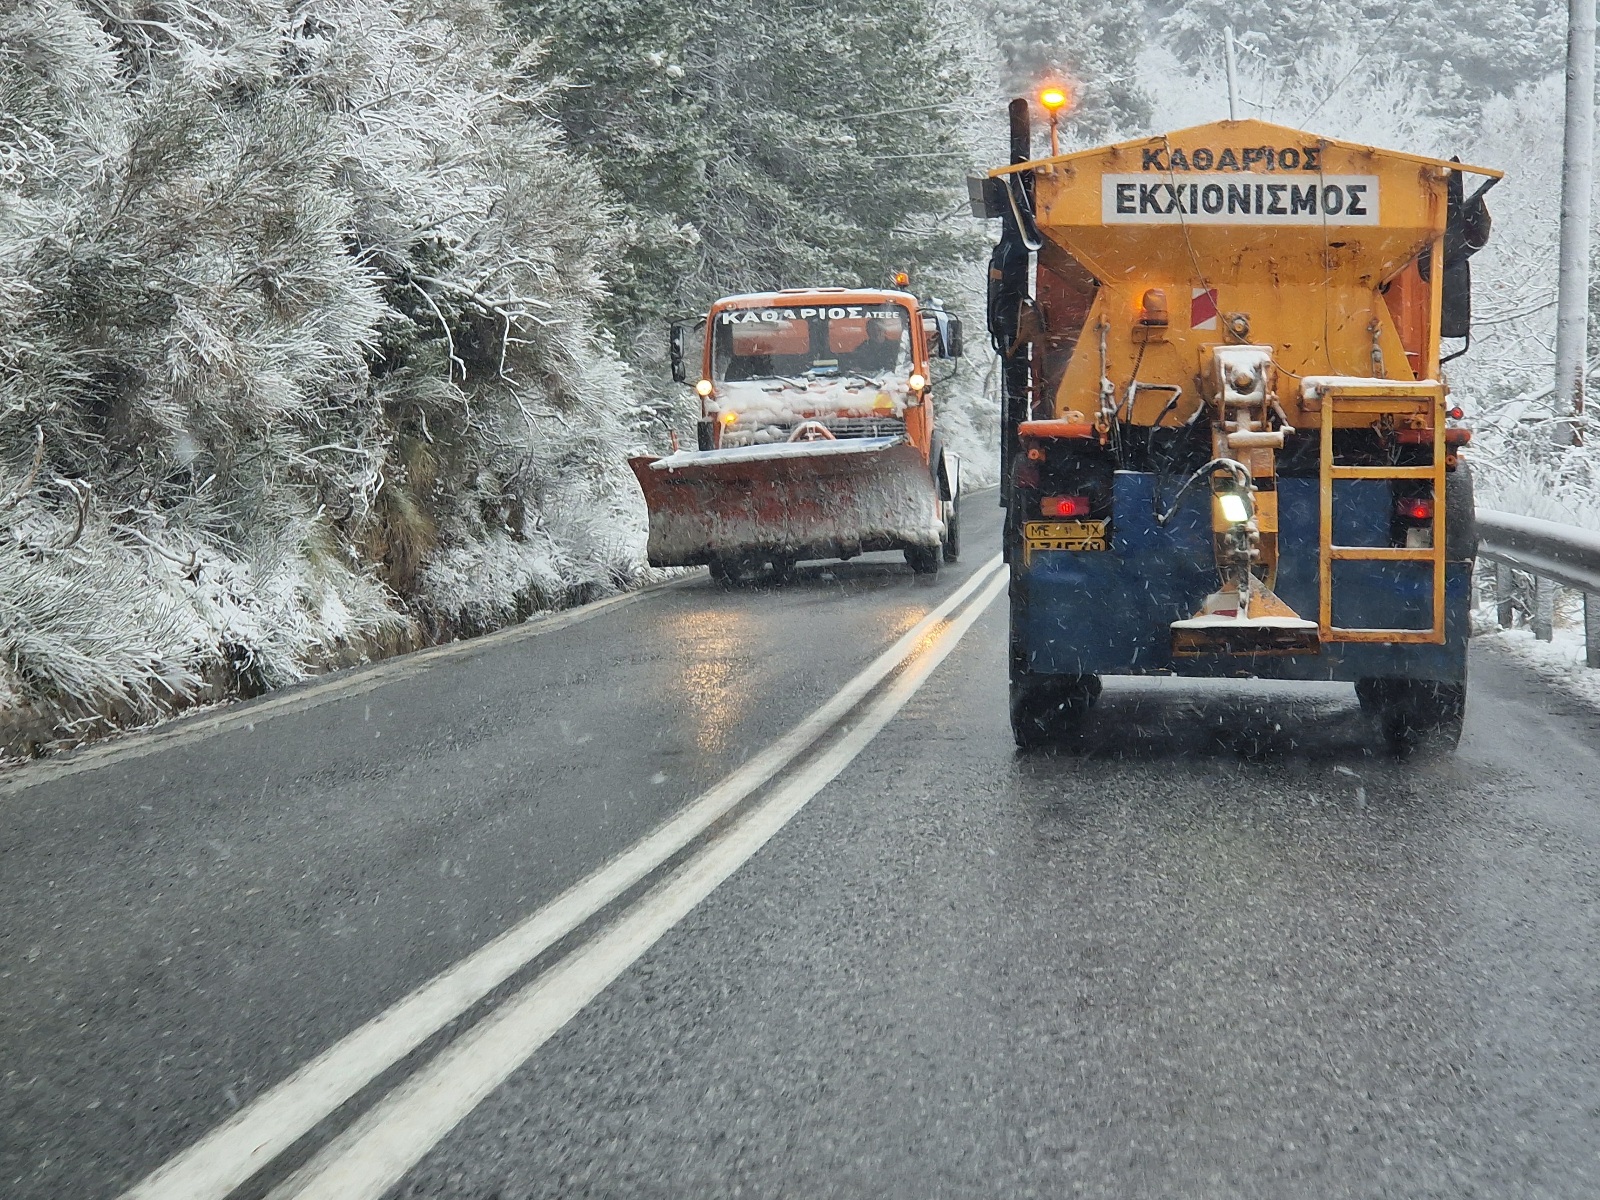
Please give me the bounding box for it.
[942,489,962,563]
[906,544,941,575]
[1355,677,1465,750]
[1011,674,1102,749]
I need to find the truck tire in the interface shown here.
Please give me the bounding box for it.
[1355,677,1465,750]
[1011,673,1101,749]
[906,544,941,575]
[943,488,962,563]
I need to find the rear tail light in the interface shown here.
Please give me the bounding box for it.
[1396,497,1434,521]
[1043,495,1090,518]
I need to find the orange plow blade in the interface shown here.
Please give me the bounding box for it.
[628,437,943,567]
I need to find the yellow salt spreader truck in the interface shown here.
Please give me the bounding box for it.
[976,103,1500,748]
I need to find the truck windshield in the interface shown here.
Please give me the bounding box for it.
[710,303,912,384]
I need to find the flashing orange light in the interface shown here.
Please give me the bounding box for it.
[720,409,738,425]
[892,270,910,288]
[1138,288,1170,327]
[1039,86,1069,113]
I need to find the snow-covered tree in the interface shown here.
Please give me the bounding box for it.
[0,0,640,745]
[1151,0,1567,127]
[981,0,1150,138]
[513,0,980,323]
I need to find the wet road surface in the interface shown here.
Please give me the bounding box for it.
[5,495,1600,1198]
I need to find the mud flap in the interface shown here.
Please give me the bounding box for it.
[629,437,944,568]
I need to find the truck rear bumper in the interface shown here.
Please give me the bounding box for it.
[1013,472,1471,683]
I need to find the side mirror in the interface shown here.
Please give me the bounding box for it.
[668,323,689,384]
[944,316,964,359]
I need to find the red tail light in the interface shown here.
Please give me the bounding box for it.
[1043,495,1090,518]
[1396,497,1434,521]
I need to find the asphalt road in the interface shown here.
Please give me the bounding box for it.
[5,496,1600,1199]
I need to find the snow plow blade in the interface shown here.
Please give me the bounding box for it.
[629,437,942,567]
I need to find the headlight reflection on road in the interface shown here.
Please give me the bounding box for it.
[668,608,757,755]
[879,603,931,644]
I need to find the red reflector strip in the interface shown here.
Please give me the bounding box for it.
[1396,498,1434,520]
[1042,495,1089,518]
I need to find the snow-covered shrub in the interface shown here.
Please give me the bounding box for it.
[0,0,640,747]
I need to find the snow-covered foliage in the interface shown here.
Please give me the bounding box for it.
[1137,42,1455,154]
[981,0,1150,138]
[1150,0,1566,119]
[0,0,639,746]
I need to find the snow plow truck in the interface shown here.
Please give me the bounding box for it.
[978,102,1500,749]
[629,287,964,582]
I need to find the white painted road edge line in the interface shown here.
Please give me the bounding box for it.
[269,567,1010,1200]
[0,577,692,799]
[119,555,1004,1200]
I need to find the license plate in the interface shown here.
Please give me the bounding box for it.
[1024,519,1108,562]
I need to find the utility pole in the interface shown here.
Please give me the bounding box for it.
[1224,27,1241,121]
[1553,0,1596,446]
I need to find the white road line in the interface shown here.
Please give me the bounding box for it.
[1,577,695,799]
[119,556,1004,1200]
[268,567,1009,1200]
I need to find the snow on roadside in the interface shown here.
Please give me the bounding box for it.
[1474,605,1600,712]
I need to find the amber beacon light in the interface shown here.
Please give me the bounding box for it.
[1138,288,1170,327]
[1039,85,1070,155]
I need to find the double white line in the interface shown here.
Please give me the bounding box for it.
[124,555,1008,1200]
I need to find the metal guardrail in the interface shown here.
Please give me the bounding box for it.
[1477,507,1600,666]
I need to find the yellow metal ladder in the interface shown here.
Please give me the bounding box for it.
[1314,381,1448,645]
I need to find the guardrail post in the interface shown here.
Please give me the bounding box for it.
[1534,577,1555,641]
[1588,594,1600,667]
[1496,564,1514,628]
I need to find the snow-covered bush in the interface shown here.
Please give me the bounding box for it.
[0,0,640,747]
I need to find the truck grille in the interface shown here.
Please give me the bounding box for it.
[802,418,905,439]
